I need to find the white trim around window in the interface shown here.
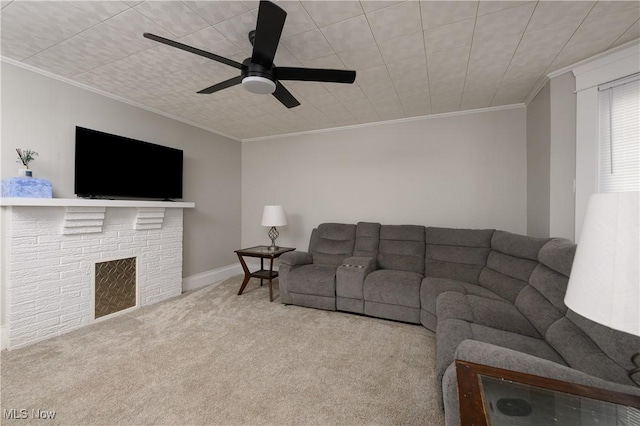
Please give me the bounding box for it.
[572,42,640,241]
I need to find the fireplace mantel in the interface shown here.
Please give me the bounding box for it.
[0,197,195,209]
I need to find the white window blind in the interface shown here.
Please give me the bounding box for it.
[598,74,640,192]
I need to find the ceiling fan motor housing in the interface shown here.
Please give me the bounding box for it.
[241,58,276,94]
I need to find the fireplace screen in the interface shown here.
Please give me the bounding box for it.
[94,257,136,319]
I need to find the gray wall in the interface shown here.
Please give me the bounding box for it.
[549,72,576,241]
[526,82,551,237]
[525,73,577,241]
[242,107,527,252]
[1,62,241,278]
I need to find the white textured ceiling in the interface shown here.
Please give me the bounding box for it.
[2,1,639,140]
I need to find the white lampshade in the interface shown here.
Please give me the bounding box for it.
[565,191,639,336]
[261,205,287,227]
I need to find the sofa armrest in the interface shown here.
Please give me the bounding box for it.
[336,257,377,302]
[279,251,313,266]
[442,340,640,426]
[278,251,312,305]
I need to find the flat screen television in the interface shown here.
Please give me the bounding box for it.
[75,126,183,200]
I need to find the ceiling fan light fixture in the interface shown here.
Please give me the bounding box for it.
[242,76,276,94]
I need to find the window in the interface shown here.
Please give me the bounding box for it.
[598,73,640,192]
[573,43,639,240]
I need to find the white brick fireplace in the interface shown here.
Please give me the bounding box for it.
[0,198,195,350]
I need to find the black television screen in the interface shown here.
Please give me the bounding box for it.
[75,126,183,200]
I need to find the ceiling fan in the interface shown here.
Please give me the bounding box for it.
[143,0,356,109]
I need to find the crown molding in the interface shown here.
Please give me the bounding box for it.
[3,56,521,144]
[549,38,639,80]
[1,56,241,142]
[241,103,525,142]
[523,38,640,105]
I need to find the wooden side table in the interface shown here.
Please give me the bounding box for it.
[234,245,295,302]
[456,360,640,425]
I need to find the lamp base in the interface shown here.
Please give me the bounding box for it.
[267,226,279,251]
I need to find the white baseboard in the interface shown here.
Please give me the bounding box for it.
[0,325,9,351]
[182,264,242,292]
[181,262,280,293]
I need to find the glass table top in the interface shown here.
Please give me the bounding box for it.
[480,375,640,426]
[235,245,295,255]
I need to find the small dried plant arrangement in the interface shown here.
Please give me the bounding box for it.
[16,148,38,168]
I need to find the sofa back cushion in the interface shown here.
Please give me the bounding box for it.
[353,222,380,258]
[546,310,640,386]
[377,225,425,274]
[516,238,576,336]
[478,231,550,303]
[309,223,356,267]
[424,227,494,283]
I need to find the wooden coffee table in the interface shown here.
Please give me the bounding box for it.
[235,245,295,302]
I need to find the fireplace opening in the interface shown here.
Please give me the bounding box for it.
[94,257,137,319]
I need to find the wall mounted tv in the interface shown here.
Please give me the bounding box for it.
[75,126,183,200]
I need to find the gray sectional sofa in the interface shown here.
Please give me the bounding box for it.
[278,222,640,424]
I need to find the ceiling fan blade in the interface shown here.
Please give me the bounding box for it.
[143,33,243,70]
[251,1,287,69]
[272,82,300,108]
[276,67,356,84]
[197,76,243,94]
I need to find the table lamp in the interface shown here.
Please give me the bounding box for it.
[261,205,287,251]
[564,191,639,385]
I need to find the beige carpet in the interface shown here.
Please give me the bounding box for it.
[1,276,444,425]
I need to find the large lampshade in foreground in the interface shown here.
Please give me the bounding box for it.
[261,205,287,251]
[565,191,639,337]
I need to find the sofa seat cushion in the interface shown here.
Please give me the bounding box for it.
[420,277,505,318]
[363,269,422,308]
[466,323,565,364]
[437,292,541,338]
[436,318,566,383]
[287,264,338,298]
